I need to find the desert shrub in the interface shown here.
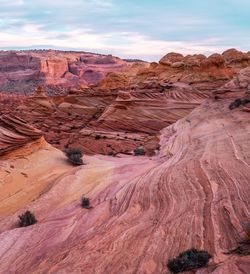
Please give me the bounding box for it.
[95,134,101,140]
[156,144,161,150]
[134,146,145,156]
[229,97,250,110]
[229,98,242,110]
[64,148,83,165]
[81,197,91,209]
[167,248,212,273]
[18,211,37,227]
[108,151,115,156]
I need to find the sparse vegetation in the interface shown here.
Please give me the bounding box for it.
[95,134,101,140]
[81,197,91,209]
[64,148,83,165]
[108,151,116,156]
[18,211,37,227]
[167,248,212,273]
[134,146,145,156]
[229,97,250,110]
[229,98,242,110]
[156,144,161,150]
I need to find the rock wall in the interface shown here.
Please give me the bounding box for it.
[0,50,135,93]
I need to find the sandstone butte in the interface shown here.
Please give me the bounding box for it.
[0,48,250,274]
[0,50,147,94]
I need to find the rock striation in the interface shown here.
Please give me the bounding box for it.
[0,114,42,156]
[0,87,249,273]
[1,48,250,157]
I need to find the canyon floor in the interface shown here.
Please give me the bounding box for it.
[0,49,250,274]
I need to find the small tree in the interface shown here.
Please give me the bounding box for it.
[167,248,212,273]
[81,197,91,209]
[134,146,145,156]
[64,148,83,166]
[18,211,37,227]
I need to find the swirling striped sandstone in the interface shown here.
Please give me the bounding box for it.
[0,93,249,273]
[88,83,210,134]
[0,115,42,156]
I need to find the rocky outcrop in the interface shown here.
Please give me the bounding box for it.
[159,52,185,65]
[222,48,249,67]
[0,114,42,156]
[149,49,250,91]
[0,88,249,273]
[0,50,135,94]
[1,48,250,158]
[0,78,211,156]
[224,66,250,90]
[88,81,210,135]
[159,49,249,70]
[1,48,250,94]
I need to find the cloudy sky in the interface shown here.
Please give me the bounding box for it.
[0,0,249,61]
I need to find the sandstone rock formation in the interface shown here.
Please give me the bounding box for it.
[0,49,250,273]
[224,66,250,90]
[1,48,250,95]
[0,50,138,94]
[222,48,249,67]
[144,48,250,91]
[0,114,42,156]
[0,78,211,157]
[1,49,250,157]
[87,81,209,135]
[0,87,249,273]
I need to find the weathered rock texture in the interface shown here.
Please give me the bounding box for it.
[0,87,250,273]
[0,114,42,155]
[224,66,250,90]
[0,49,250,273]
[0,80,210,156]
[0,50,143,94]
[140,48,250,92]
[1,48,250,95]
[1,49,250,157]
